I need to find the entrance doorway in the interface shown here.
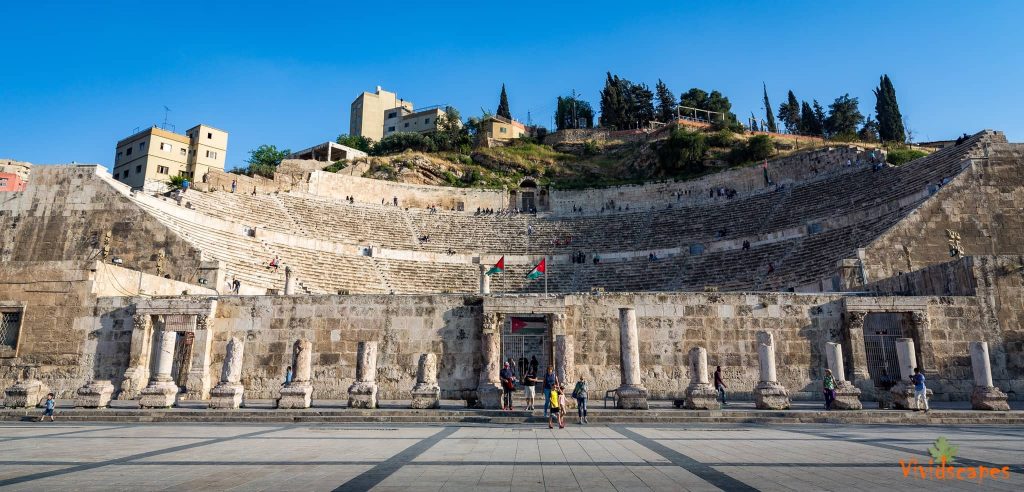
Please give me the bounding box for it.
[863,312,910,389]
[502,315,550,379]
[521,192,536,212]
[170,331,194,390]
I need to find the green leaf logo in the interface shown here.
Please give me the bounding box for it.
[928,436,958,464]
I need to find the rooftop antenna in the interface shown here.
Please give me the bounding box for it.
[162,106,173,131]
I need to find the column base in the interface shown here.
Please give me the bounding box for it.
[139,381,179,409]
[971,386,1010,411]
[830,382,863,410]
[684,383,721,410]
[754,381,790,410]
[209,383,245,409]
[75,380,114,408]
[615,385,649,409]
[410,385,440,409]
[475,383,503,409]
[3,379,49,408]
[889,382,932,410]
[347,381,378,409]
[277,382,312,409]
[117,367,148,400]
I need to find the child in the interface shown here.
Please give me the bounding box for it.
[548,385,563,429]
[912,367,929,413]
[40,393,56,422]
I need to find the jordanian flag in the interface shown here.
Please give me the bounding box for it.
[485,256,505,276]
[526,258,546,280]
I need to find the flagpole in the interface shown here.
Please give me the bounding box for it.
[544,255,548,296]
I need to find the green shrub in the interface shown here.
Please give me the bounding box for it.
[725,135,774,166]
[323,160,348,173]
[371,133,436,155]
[168,174,186,191]
[582,140,600,156]
[886,148,928,166]
[707,130,737,148]
[656,129,707,176]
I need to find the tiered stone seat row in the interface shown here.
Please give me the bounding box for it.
[182,190,298,235]
[276,193,419,249]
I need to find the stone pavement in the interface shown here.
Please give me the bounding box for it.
[0,421,1020,491]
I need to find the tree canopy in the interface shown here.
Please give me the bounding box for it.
[824,94,864,137]
[336,134,372,153]
[555,95,595,130]
[246,144,290,168]
[873,74,905,142]
[599,73,655,129]
[655,79,676,123]
[777,90,801,133]
[496,84,512,120]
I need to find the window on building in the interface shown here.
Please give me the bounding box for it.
[387,111,397,118]
[160,142,172,152]
[0,178,8,187]
[1,308,23,353]
[157,166,169,175]
[425,118,430,124]
[135,165,142,173]
[207,132,213,139]
[126,147,133,156]
[500,127,507,133]
[139,141,146,150]
[124,170,130,177]
[180,148,187,156]
[206,150,218,159]
[116,151,122,162]
[387,126,396,132]
[404,122,409,128]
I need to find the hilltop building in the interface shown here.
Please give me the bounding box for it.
[479,115,527,142]
[113,124,228,190]
[0,159,31,192]
[350,86,458,141]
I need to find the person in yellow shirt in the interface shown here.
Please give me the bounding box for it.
[548,385,564,429]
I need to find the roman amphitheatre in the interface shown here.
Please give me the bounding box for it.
[0,128,1022,418]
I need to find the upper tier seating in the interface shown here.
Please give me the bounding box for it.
[132,131,996,293]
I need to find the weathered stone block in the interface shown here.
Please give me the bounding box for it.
[139,381,178,408]
[4,379,49,408]
[831,382,863,410]
[616,386,649,409]
[277,382,312,409]
[889,382,932,410]
[347,381,378,409]
[209,383,245,409]
[971,386,1010,411]
[684,383,721,410]
[754,381,790,410]
[75,380,114,408]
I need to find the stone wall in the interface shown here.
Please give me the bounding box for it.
[304,171,508,211]
[548,145,880,214]
[864,257,978,296]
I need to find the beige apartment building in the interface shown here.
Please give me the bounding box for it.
[350,86,458,141]
[479,115,526,141]
[113,124,228,189]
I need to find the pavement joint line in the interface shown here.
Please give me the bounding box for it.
[610,425,759,491]
[332,426,459,491]
[0,424,135,443]
[0,425,287,487]
[778,427,1024,474]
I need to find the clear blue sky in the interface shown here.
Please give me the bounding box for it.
[2,1,1021,171]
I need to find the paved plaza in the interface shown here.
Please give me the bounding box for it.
[0,422,1020,491]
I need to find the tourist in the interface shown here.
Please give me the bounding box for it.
[529,355,538,375]
[548,384,564,429]
[742,240,750,251]
[269,256,280,272]
[232,277,241,294]
[714,366,727,405]
[252,187,257,196]
[284,365,293,386]
[523,366,538,410]
[912,367,929,413]
[231,179,237,193]
[393,196,398,206]
[39,393,55,422]
[500,361,516,410]
[572,375,589,424]
[543,366,558,418]
[181,178,190,192]
[823,369,837,410]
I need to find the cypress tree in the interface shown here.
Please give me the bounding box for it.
[655,79,676,122]
[762,83,778,133]
[496,84,512,119]
[873,74,905,142]
[800,101,820,135]
[777,90,801,133]
[812,100,827,136]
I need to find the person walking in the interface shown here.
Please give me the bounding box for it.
[823,369,837,410]
[523,366,538,410]
[231,178,237,193]
[912,367,929,413]
[572,376,589,424]
[548,385,564,429]
[542,366,558,418]
[500,361,516,410]
[714,366,727,405]
[283,365,293,386]
[39,393,56,422]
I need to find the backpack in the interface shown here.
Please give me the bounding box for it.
[572,381,587,399]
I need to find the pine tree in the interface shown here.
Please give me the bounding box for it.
[800,101,819,135]
[496,84,512,120]
[600,72,624,128]
[655,79,676,122]
[750,112,760,132]
[762,83,778,133]
[629,83,656,128]
[873,74,905,142]
[825,94,864,137]
[812,100,827,136]
[777,90,801,133]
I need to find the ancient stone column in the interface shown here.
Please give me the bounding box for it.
[475,313,504,408]
[410,353,441,409]
[209,337,246,409]
[684,346,720,410]
[969,341,1009,411]
[183,314,214,401]
[277,339,313,409]
[753,332,790,410]
[555,334,576,409]
[615,307,648,409]
[118,313,153,400]
[824,342,862,410]
[3,366,50,409]
[844,311,872,395]
[75,380,115,408]
[139,330,179,408]
[479,264,491,295]
[284,266,296,295]
[889,338,929,409]
[348,341,379,409]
